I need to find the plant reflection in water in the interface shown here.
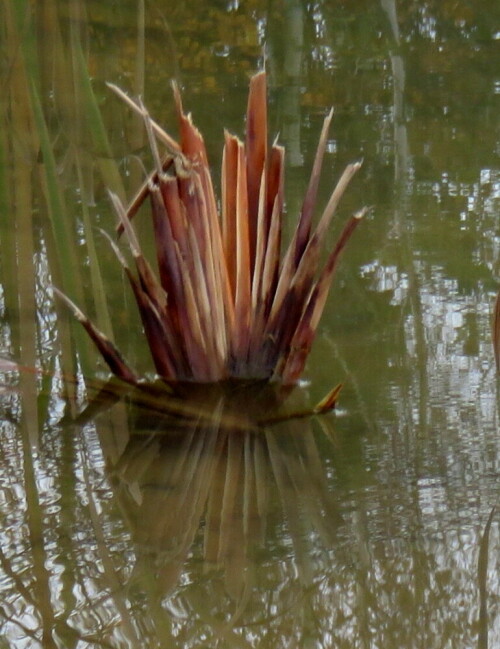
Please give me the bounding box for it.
[1,357,498,648]
[0,369,344,647]
[94,380,341,620]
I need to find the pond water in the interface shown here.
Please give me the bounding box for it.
[0,1,499,647]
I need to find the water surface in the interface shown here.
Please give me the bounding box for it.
[0,1,499,647]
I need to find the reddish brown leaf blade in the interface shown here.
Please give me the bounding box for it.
[191,169,231,366]
[268,230,323,351]
[126,273,183,380]
[494,288,500,372]
[185,220,225,374]
[149,183,188,333]
[272,161,361,326]
[196,147,224,274]
[268,286,308,376]
[101,226,189,379]
[315,161,362,240]
[53,288,138,385]
[265,143,285,250]
[261,194,283,307]
[174,244,214,381]
[149,185,205,374]
[172,81,209,167]
[156,176,189,284]
[201,162,236,338]
[251,144,285,353]
[268,230,319,327]
[233,142,251,365]
[309,209,366,333]
[281,209,366,384]
[294,109,333,266]
[279,308,316,385]
[245,70,267,271]
[251,166,269,314]
[222,131,240,301]
[247,184,274,374]
[176,163,207,254]
[111,190,169,316]
[260,269,309,376]
[135,251,168,313]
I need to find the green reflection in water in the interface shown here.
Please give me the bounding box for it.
[0,0,499,648]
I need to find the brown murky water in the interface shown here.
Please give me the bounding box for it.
[0,1,499,647]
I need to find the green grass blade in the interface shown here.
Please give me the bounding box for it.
[28,79,92,375]
[72,36,126,201]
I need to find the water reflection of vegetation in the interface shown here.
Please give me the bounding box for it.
[0,375,345,647]
[106,383,340,604]
[1,373,498,648]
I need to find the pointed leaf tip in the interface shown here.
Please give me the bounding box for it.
[53,287,138,384]
[354,206,369,220]
[314,384,343,413]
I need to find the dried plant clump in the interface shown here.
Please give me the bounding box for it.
[58,71,366,387]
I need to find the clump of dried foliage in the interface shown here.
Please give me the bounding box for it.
[57,71,366,388]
